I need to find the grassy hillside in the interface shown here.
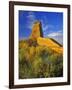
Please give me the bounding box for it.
[37,37,63,54]
[19,38,63,79]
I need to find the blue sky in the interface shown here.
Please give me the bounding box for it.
[19,10,63,44]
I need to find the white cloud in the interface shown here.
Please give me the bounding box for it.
[47,30,63,45]
[48,32,62,37]
[43,25,49,31]
[40,18,54,33]
[27,12,35,21]
[26,12,36,29]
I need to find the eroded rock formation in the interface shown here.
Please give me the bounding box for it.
[30,21,43,40]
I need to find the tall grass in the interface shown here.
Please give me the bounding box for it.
[19,39,63,79]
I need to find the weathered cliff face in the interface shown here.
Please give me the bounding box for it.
[30,21,43,40]
[29,21,63,53]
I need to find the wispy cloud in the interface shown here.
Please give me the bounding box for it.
[26,12,36,29]
[43,25,54,32]
[48,31,62,37]
[27,12,36,21]
[43,25,49,31]
[42,24,54,37]
[47,30,63,45]
[41,19,54,35]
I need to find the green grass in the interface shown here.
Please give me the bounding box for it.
[19,39,63,79]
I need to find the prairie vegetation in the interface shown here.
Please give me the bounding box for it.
[19,39,63,79]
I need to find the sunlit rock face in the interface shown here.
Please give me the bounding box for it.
[30,21,43,40]
[29,21,63,54]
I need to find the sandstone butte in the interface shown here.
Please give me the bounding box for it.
[30,21,63,54]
